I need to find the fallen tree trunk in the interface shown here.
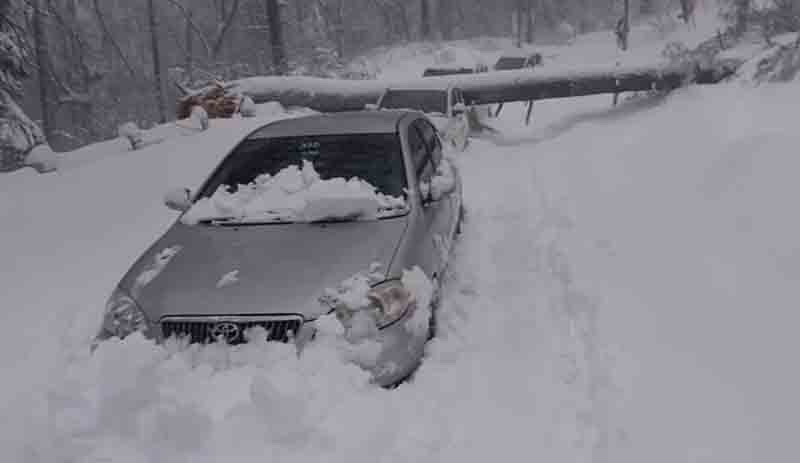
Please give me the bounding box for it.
[223,59,740,113]
[228,76,384,112]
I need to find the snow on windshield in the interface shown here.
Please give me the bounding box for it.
[182,161,407,224]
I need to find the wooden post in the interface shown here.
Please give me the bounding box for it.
[525,100,534,125]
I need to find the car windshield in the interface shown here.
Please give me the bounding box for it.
[379,90,448,115]
[494,56,527,70]
[199,132,408,200]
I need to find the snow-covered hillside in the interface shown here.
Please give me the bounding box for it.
[3,5,799,462]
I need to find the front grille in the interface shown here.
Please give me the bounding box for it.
[160,315,303,345]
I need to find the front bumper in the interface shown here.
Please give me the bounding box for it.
[94,308,429,388]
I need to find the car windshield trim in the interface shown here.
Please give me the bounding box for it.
[196,207,410,226]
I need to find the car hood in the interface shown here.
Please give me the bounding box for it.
[120,216,409,321]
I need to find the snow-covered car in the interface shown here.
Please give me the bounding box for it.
[96,110,463,387]
[372,85,470,151]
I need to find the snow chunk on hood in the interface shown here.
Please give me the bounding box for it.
[401,267,434,337]
[182,161,407,225]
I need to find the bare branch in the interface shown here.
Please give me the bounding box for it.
[162,0,213,57]
[91,0,136,77]
[212,0,241,58]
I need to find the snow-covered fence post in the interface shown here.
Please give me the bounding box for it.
[118,122,144,150]
[190,105,209,131]
[238,96,257,118]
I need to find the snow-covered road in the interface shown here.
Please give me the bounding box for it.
[5,82,800,462]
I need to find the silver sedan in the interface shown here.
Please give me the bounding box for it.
[96,110,463,387]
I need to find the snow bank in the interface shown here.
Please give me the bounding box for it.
[182,161,407,224]
[501,81,800,463]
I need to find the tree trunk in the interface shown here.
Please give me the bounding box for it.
[147,0,167,123]
[334,0,345,59]
[420,0,431,39]
[515,0,524,48]
[185,1,194,84]
[640,0,653,15]
[525,0,534,44]
[616,0,630,51]
[734,0,750,35]
[438,0,453,40]
[265,0,287,75]
[33,0,54,142]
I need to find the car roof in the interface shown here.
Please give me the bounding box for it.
[247,110,419,139]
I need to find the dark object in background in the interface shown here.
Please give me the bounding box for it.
[493,53,542,71]
[422,64,489,78]
[422,67,476,77]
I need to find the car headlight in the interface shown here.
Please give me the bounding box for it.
[366,280,414,329]
[99,289,149,340]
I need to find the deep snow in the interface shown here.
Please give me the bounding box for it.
[3,4,800,462]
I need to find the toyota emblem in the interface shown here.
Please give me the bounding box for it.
[210,322,240,343]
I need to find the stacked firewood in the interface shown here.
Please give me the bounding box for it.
[176,81,239,120]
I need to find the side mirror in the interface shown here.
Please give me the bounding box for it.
[452,102,467,116]
[424,161,457,203]
[364,103,379,111]
[164,188,192,212]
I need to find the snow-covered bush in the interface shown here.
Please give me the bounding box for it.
[24,144,60,173]
[118,122,144,151]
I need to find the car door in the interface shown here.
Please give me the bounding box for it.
[415,119,459,276]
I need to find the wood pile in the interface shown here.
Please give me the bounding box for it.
[176,81,239,120]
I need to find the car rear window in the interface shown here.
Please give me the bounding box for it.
[379,90,448,115]
[199,133,408,198]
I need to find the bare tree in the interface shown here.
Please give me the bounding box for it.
[420,0,430,39]
[438,0,453,40]
[525,0,535,43]
[32,0,53,141]
[266,0,287,74]
[147,0,167,123]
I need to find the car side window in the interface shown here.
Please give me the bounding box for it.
[417,120,442,167]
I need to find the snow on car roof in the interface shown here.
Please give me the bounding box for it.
[247,110,418,138]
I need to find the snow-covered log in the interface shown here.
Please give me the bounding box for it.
[228,76,384,112]
[457,61,740,105]
[225,60,740,112]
